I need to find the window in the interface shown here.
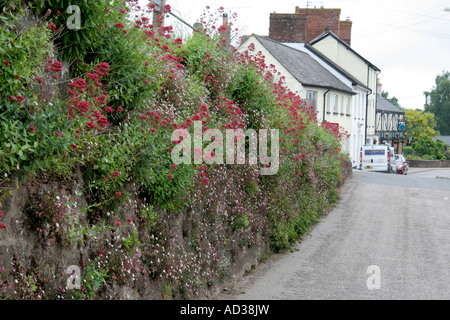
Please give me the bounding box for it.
[306,90,317,112]
[346,97,350,115]
[326,92,331,113]
[333,94,338,113]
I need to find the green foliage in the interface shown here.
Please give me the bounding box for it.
[30,0,124,64]
[0,102,74,175]
[227,65,276,129]
[0,5,53,104]
[404,109,439,146]
[122,231,140,253]
[425,70,450,135]
[74,259,109,300]
[411,136,446,160]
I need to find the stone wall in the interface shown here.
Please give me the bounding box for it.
[406,159,450,168]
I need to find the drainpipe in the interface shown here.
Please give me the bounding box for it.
[365,66,370,145]
[323,88,331,123]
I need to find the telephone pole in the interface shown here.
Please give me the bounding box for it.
[152,0,166,27]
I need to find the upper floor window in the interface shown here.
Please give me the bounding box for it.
[306,90,317,112]
[346,96,351,115]
[333,94,338,113]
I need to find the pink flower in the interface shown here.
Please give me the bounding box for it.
[117,106,124,112]
[0,223,6,229]
[127,218,132,223]
[0,210,3,218]
[28,125,36,133]
[167,174,173,179]
[116,221,121,227]
[115,23,125,29]
[2,61,10,67]
[115,192,122,197]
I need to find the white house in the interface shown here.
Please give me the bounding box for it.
[309,31,381,148]
[238,34,355,158]
[283,42,371,169]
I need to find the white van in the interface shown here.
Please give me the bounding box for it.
[360,144,396,173]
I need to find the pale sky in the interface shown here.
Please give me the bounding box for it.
[145,0,450,110]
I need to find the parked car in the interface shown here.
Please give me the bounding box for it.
[394,154,409,175]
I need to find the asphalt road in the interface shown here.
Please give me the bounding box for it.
[217,168,450,300]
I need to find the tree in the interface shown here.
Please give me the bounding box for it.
[424,70,450,135]
[404,109,439,146]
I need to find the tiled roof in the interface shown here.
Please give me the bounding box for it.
[253,34,355,94]
[376,94,404,114]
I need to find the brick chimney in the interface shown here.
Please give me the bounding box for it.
[339,18,352,46]
[269,7,352,45]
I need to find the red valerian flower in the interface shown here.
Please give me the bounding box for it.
[86,122,97,130]
[115,23,125,29]
[2,61,10,67]
[77,101,90,112]
[95,62,110,76]
[28,125,35,133]
[50,61,62,72]
[48,23,57,32]
[111,170,120,177]
[97,116,108,127]
[167,173,173,179]
[69,78,88,91]
[201,177,209,185]
[170,164,177,171]
[115,192,122,197]
[127,218,132,223]
[87,73,98,80]
[116,221,121,227]
[0,223,6,229]
[94,94,107,106]
[0,210,3,218]
[71,143,78,150]
[117,106,124,112]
